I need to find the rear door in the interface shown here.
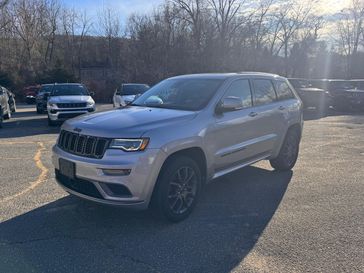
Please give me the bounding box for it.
[249,78,285,154]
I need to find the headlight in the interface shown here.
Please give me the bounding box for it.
[87,101,95,107]
[47,102,56,108]
[109,138,149,152]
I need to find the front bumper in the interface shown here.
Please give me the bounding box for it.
[48,107,95,121]
[52,145,166,209]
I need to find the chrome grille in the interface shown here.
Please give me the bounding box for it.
[58,130,110,159]
[57,103,87,108]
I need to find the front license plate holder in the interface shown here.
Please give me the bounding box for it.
[59,158,76,180]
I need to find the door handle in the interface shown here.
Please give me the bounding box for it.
[278,106,286,110]
[249,112,258,117]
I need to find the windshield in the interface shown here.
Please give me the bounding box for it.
[119,84,149,95]
[50,84,89,96]
[132,78,223,111]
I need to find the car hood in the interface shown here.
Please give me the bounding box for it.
[62,106,198,138]
[48,95,93,103]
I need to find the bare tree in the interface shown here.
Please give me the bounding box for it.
[98,7,121,67]
[336,0,364,77]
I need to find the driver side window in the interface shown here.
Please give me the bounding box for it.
[223,79,252,109]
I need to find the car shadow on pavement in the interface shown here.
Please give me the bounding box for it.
[0,166,293,273]
[0,114,60,139]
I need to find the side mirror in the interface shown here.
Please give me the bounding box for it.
[90,91,95,96]
[216,97,243,114]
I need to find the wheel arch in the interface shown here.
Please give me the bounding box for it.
[149,146,208,208]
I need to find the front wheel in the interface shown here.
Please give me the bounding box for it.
[152,156,202,222]
[270,129,300,171]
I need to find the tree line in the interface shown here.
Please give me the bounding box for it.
[1,0,364,98]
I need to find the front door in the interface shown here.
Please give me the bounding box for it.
[209,79,262,173]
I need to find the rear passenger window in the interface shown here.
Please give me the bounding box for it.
[252,79,277,106]
[276,81,295,100]
[223,79,252,108]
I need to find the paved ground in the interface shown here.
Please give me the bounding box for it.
[0,105,363,273]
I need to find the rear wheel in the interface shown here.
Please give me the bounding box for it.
[152,156,202,222]
[270,128,300,171]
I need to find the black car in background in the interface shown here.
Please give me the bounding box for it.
[342,80,364,111]
[311,80,356,111]
[36,84,54,114]
[288,78,330,113]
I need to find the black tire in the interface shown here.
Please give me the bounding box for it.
[48,116,56,126]
[36,105,42,114]
[152,156,202,222]
[270,128,300,171]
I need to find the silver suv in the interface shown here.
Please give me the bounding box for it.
[47,83,95,126]
[52,73,303,222]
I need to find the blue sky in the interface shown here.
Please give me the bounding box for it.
[61,0,164,22]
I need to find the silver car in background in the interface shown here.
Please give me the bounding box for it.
[52,73,303,222]
[47,83,95,126]
[113,83,150,107]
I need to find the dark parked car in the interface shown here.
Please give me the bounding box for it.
[0,86,12,127]
[311,80,356,111]
[337,79,364,111]
[36,84,54,114]
[288,78,330,112]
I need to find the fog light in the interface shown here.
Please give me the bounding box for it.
[50,109,57,114]
[102,169,131,176]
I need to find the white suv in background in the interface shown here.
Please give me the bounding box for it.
[47,83,95,126]
[113,83,150,107]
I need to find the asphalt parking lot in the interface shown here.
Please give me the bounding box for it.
[0,105,363,273]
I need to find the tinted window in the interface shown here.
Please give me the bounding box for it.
[50,84,89,96]
[118,84,149,95]
[133,78,223,111]
[223,80,252,108]
[276,81,295,100]
[253,79,277,106]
